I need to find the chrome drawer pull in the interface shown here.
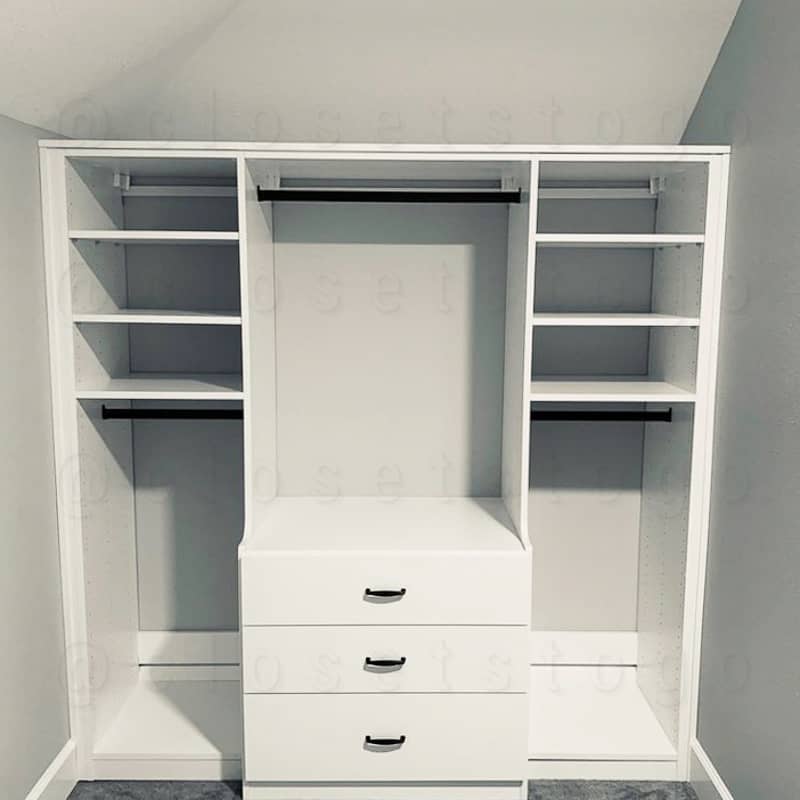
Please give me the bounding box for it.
[364,588,406,603]
[364,735,406,752]
[364,656,406,673]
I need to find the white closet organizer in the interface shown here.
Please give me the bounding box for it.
[39,143,729,798]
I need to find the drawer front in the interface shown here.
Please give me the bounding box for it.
[240,552,530,625]
[243,693,526,782]
[242,625,528,693]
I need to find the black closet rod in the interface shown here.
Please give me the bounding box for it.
[101,405,243,421]
[256,187,522,204]
[531,409,673,423]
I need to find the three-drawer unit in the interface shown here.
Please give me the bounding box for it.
[239,498,531,797]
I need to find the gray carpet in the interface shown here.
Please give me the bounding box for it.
[68,781,698,799]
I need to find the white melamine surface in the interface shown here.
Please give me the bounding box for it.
[93,679,242,761]
[75,372,243,399]
[74,310,241,325]
[244,693,526,782]
[68,230,239,244]
[243,497,520,553]
[532,313,700,327]
[529,377,695,403]
[529,666,676,762]
[536,234,704,248]
[242,625,528,694]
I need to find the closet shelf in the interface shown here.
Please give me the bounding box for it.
[528,666,677,762]
[73,310,242,325]
[76,373,243,400]
[531,313,700,327]
[536,233,704,248]
[93,678,241,766]
[529,377,695,403]
[243,497,523,554]
[68,229,239,245]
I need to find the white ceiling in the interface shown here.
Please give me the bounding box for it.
[0,0,740,144]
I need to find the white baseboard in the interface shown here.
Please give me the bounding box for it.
[691,740,734,800]
[24,739,77,800]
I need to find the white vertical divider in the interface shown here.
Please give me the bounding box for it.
[677,155,731,779]
[501,159,537,555]
[237,158,278,531]
[41,147,94,778]
[41,150,141,778]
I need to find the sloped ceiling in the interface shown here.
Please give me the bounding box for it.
[0,0,740,143]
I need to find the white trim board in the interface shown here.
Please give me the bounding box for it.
[40,140,731,154]
[528,760,678,781]
[23,739,77,800]
[691,741,735,800]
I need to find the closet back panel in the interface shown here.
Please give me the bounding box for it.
[124,189,243,631]
[134,408,244,631]
[273,203,508,498]
[529,415,643,630]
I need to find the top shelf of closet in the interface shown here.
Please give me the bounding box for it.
[536,234,704,248]
[68,230,239,245]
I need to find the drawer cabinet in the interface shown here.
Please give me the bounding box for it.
[242,625,528,693]
[243,693,527,782]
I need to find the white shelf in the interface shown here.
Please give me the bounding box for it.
[76,373,243,400]
[93,678,241,763]
[74,309,242,325]
[532,313,700,327]
[536,233,704,248]
[69,229,239,245]
[529,377,695,403]
[528,666,677,762]
[243,497,523,554]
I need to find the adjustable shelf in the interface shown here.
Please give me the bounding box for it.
[529,377,696,403]
[528,666,677,763]
[68,230,239,245]
[93,677,241,778]
[531,313,700,327]
[73,310,242,325]
[75,373,243,400]
[536,233,704,248]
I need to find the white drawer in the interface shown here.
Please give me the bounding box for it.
[242,625,528,693]
[243,693,526,782]
[240,552,529,625]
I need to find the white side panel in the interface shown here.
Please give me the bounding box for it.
[75,400,139,749]
[239,158,278,517]
[138,631,240,666]
[636,404,694,747]
[501,161,536,544]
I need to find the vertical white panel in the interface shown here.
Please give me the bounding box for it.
[75,401,139,748]
[238,158,278,524]
[501,161,536,546]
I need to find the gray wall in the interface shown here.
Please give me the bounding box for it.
[682,3,800,798]
[0,115,70,797]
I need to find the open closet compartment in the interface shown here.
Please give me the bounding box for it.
[50,153,246,779]
[238,155,535,553]
[527,157,724,780]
